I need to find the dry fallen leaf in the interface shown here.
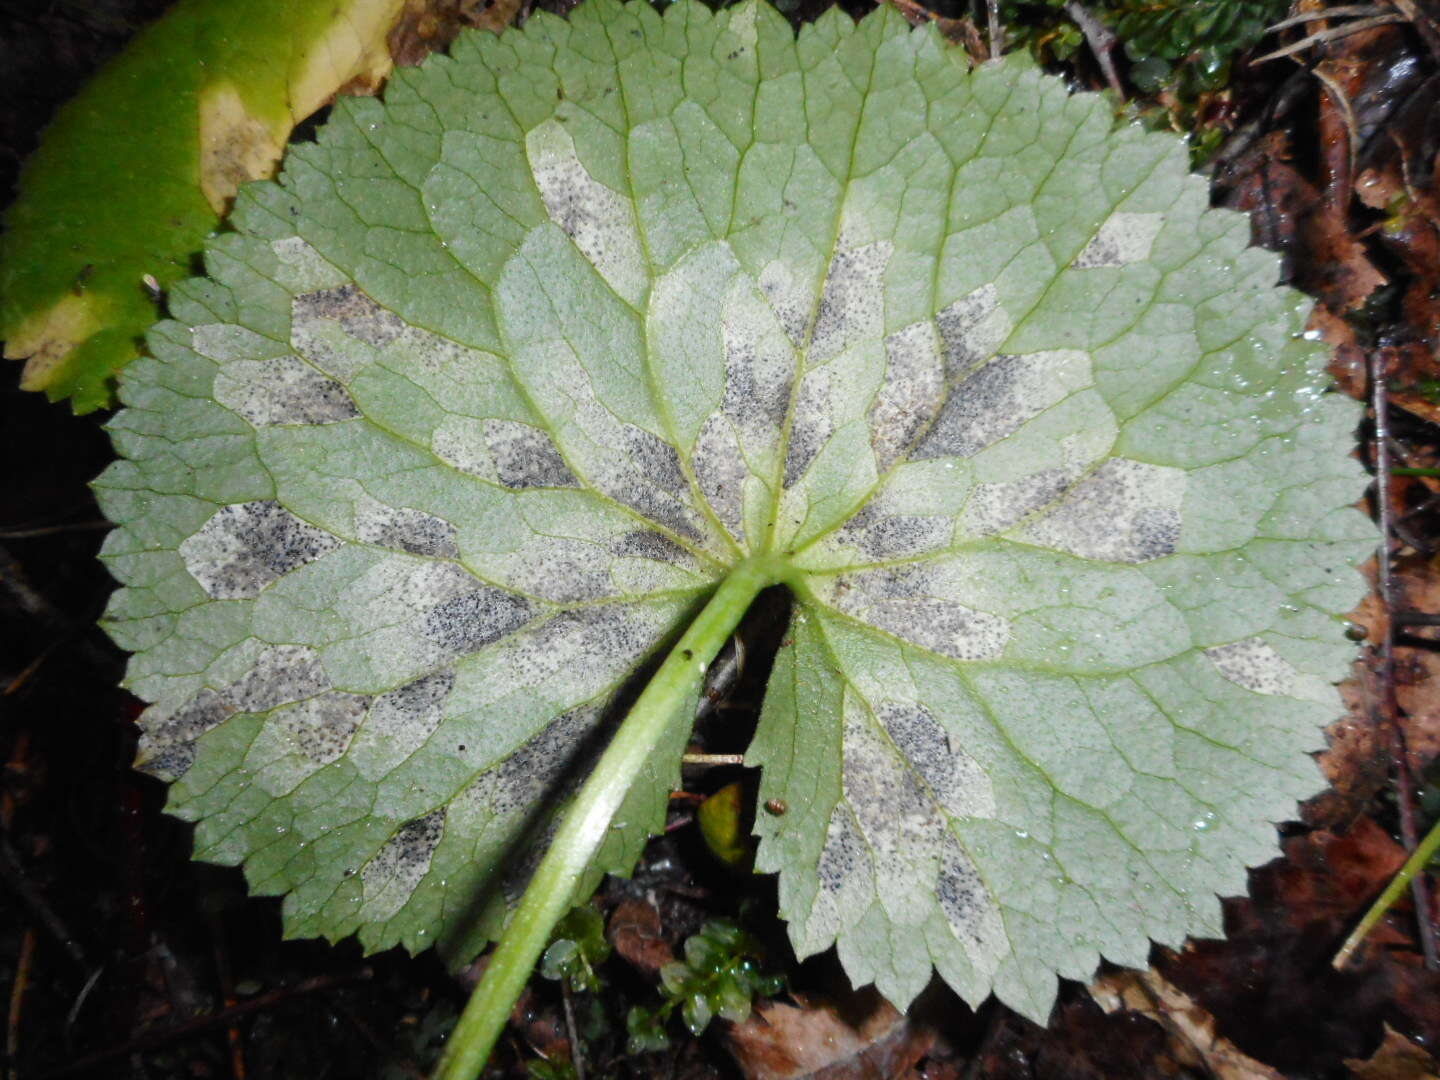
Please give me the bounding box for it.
[1090,969,1286,1080]
[1345,1024,1440,1080]
[724,989,931,1080]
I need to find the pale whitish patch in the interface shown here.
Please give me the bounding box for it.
[1072,212,1165,269]
[190,324,275,363]
[526,120,647,306]
[361,809,446,923]
[410,563,537,661]
[914,350,1093,461]
[877,703,995,820]
[758,259,813,347]
[462,603,680,710]
[801,804,876,954]
[935,835,1008,956]
[136,644,332,779]
[935,284,1013,377]
[227,644,332,712]
[870,320,945,472]
[822,497,955,562]
[692,415,749,542]
[1018,458,1185,563]
[269,236,347,291]
[179,501,342,600]
[1205,638,1300,696]
[782,364,835,487]
[819,568,1011,661]
[349,671,455,782]
[290,285,405,382]
[841,697,979,925]
[273,691,372,764]
[480,419,578,490]
[809,241,893,363]
[960,466,1077,539]
[454,705,601,817]
[354,495,460,559]
[135,690,235,780]
[213,354,360,426]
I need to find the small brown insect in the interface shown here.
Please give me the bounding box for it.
[764,798,788,816]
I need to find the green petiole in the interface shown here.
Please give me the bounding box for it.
[434,555,789,1079]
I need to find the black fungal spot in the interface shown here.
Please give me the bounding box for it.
[420,586,537,656]
[610,530,688,563]
[817,808,866,893]
[937,849,990,943]
[293,284,406,347]
[180,501,342,600]
[913,355,1031,460]
[485,421,578,489]
[621,425,687,495]
[359,505,460,559]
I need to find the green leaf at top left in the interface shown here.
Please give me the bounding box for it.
[0,0,413,412]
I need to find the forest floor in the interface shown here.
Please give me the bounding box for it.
[3,1,1440,1077]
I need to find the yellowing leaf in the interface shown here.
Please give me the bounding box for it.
[1,0,411,411]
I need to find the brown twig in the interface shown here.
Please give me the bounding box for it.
[0,522,110,540]
[34,970,373,1079]
[1389,0,1440,59]
[207,908,247,1080]
[0,834,86,970]
[0,542,118,674]
[1062,1,1125,96]
[560,979,586,1080]
[6,929,37,1080]
[1253,13,1406,64]
[1370,351,1440,969]
[880,0,986,56]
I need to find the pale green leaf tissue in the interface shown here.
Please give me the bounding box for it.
[95,0,1370,1023]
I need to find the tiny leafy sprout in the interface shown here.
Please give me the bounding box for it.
[526,1059,578,1080]
[95,0,1369,1074]
[629,919,784,1051]
[539,906,612,993]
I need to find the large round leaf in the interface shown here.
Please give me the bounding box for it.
[96,0,1370,1022]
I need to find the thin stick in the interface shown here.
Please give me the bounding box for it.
[1335,814,1440,968]
[35,971,372,1079]
[6,929,37,1080]
[1370,351,1440,969]
[0,835,86,969]
[1252,14,1405,63]
[680,754,746,766]
[1266,5,1390,33]
[986,0,1001,59]
[561,980,586,1080]
[1062,2,1125,96]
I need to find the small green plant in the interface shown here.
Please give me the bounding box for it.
[626,920,785,1053]
[1001,0,1288,161]
[539,906,613,993]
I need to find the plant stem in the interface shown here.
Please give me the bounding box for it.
[1391,467,1440,477]
[1333,814,1440,969]
[434,556,784,1080]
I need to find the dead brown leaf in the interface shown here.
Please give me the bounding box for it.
[1346,1024,1440,1079]
[1089,969,1286,1080]
[724,989,932,1080]
[608,897,675,976]
[1158,819,1439,1073]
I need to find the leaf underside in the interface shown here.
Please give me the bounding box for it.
[95,0,1370,1022]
